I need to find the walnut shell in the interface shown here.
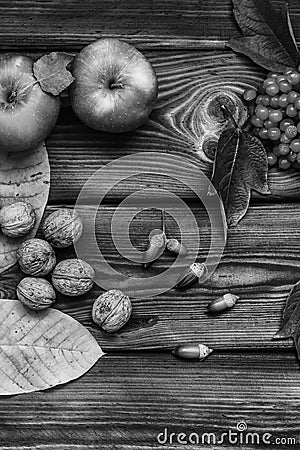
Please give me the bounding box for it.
[52,258,95,296]
[42,208,83,248]
[17,238,56,276]
[17,277,56,310]
[0,202,36,238]
[92,289,132,333]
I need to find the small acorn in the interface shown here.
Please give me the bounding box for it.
[176,262,207,288]
[92,289,132,333]
[0,201,36,238]
[166,238,187,256]
[143,231,166,268]
[42,208,83,248]
[17,238,56,277]
[207,293,239,313]
[17,277,56,310]
[52,258,95,296]
[173,343,213,360]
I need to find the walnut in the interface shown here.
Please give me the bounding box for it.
[42,208,83,248]
[52,258,95,296]
[17,238,56,276]
[16,277,56,310]
[0,201,36,238]
[92,289,132,333]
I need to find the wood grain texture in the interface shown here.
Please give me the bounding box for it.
[0,352,299,449]
[0,0,299,50]
[36,50,299,204]
[16,202,298,351]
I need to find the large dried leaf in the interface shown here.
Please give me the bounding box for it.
[211,126,270,227]
[228,0,300,72]
[0,300,104,395]
[0,142,50,274]
[274,281,300,340]
[0,264,23,300]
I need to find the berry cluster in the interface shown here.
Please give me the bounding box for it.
[243,67,300,170]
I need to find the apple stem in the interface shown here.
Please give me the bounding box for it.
[109,82,123,90]
[7,91,17,103]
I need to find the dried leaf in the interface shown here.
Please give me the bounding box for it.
[211,120,270,227]
[274,281,300,339]
[0,300,104,395]
[0,142,50,274]
[34,52,75,95]
[0,264,22,300]
[228,0,300,72]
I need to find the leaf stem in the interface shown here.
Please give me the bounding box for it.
[15,73,58,98]
[217,99,239,129]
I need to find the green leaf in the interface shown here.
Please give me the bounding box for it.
[33,52,75,95]
[211,113,270,227]
[274,281,300,339]
[228,0,300,72]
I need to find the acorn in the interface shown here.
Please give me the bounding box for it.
[143,231,166,268]
[176,262,207,288]
[166,238,187,256]
[173,343,213,360]
[207,293,239,313]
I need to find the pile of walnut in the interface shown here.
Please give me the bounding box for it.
[0,202,130,333]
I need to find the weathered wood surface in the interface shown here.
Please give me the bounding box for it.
[0,0,299,50]
[37,50,298,203]
[1,0,300,447]
[0,352,299,449]
[1,203,297,351]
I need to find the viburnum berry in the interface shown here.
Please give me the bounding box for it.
[285,125,298,139]
[243,68,300,170]
[243,89,257,102]
[290,139,300,152]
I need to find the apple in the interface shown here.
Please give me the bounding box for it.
[69,39,158,133]
[0,54,60,153]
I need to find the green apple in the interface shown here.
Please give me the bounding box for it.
[69,39,158,133]
[0,54,60,153]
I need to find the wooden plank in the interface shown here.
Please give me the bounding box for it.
[9,202,294,351]
[0,352,299,449]
[35,50,299,204]
[0,0,299,50]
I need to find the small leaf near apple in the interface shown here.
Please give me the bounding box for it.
[69,38,158,133]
